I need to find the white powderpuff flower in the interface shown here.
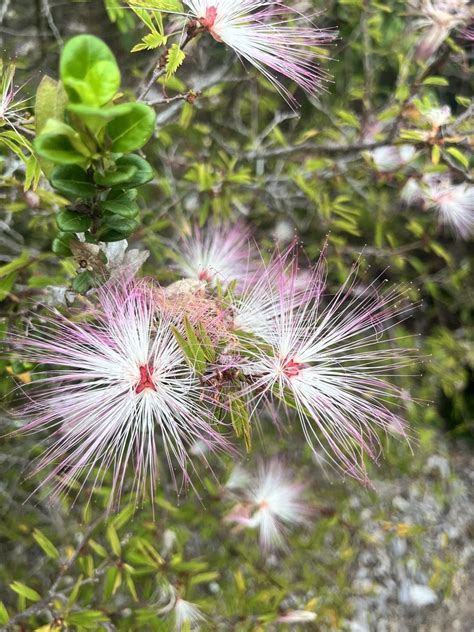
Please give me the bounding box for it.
[424,105,451,128]
[409,0,472,59]
[370,145,416,173]
[425,177,474,238]
[235,249,415,484]
[0,62,31,132]
[226,460,309,549]
[225,464,252,491]
[233,245,325,343]
[174,597,206,631]
[156,0,336,104]
[277,610,317,623]
[401,178,424,206]
[12,279,232,502]
[157,585,206,631]
[172,222,255,288]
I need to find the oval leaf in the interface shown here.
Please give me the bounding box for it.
[106,103,156,153]
[51,165,97,198]
[60,35,121,106]
[56,210,92,233]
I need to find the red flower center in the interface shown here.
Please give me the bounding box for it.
[135,365,156,394]
[282,358,304,378]
[199,5,218,29]
[198,269,212,282]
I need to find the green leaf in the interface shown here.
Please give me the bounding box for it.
[24,154,42,191]
[56,210,92,233]
[60,35,121,106]
[0,601,9,625]
[0,272,16,302]
[115,154,154,188]
[34,120,92,165]
[112,503,136,530]
[103,567,122,600]
[67,102,134,134]
[66,575,84,608]
[103,213,140,234]
[172,318,207,375]
[230,397,251,451]
[52,232,76,257]
[67,610,110,628]
[446,147,469,169]
[97,229,130,242]
[100,191,139,218]
[422,76,449,86]
[10,582,41,602]
[106,523,121,556]
[106,102,156,152]
[34,134,87,165]
[32,528,59,559]
[125,571,139,602]
[35,75,67,135]
[165,43,185,80]
[0,251,30,278]
[101,187,138,214]
[72,270,94,293]
[51,165,97,198]
[89,539,108,558]
[129,0,183,12]
[94,162,137,187]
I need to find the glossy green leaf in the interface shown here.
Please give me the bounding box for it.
[106,102,156,152]
[60,35,121,106]
[94,163,137,186]
[100,189,139,218]
[56,210,92,233]
[52,232,76,257]
[67,102,135,133]
[103,213,140,234]
[51,165,97,198]
[114,154,154,189]
[35,120,92,165]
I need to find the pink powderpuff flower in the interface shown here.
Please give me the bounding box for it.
[225,460,309,549]
[424,176,474,239]
[235,250,416,484]
[171,222,255,289]
[169,0,336,104]
[11,279,231,503]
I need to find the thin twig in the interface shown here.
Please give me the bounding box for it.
[40,0,63,46]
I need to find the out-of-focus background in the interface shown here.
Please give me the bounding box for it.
[0,1,473,630]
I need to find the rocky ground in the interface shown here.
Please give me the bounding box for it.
[347,446,474,632]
